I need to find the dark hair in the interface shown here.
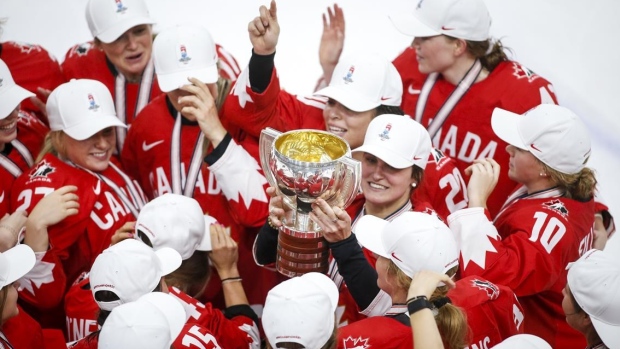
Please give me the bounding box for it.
[374,105,405,117]
[165,251,211,299]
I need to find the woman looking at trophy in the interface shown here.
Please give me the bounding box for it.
[255,113,439,326]
[229,0,466,221]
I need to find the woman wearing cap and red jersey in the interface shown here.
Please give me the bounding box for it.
[225,0,467,222]
[0,59,49,218]
[318,0,558,220]
[9,79,147,329]
[61,0,241,154]
[121,24,281,315]
[257,114,442,327]
[448,104,598,348]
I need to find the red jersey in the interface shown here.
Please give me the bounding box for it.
[0,41,65,122]
[337,308,412,349]
[226,67,466,221]
[10,154,145,329]
[448,187,595,348]
[0,110,48,216]
[450,276,524,348]
[394,47,558,217]
[121,93,281,312]
[65,272,100,343]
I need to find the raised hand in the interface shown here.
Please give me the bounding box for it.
[319,3,345,84]
[178,77,227,147]
[111,221,136,246]
[208,223,239,279]
[407,270,456,300]
[248,0,280,55]
[464,158,500,209]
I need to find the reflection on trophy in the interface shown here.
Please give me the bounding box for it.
[260,128,361,277]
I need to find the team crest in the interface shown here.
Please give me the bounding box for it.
[378,123,392,141]
[30,161,55,180]
[75,42,93,56]
[115,0,128,13]
[87,93,100,111]
[472,279,500,300]
[178,44,192,63]
[543,199,569,217]
[342,65,355,84]
[512,62,540,83]
[342,336,370,349]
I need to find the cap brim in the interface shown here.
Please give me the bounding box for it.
[1,245,36,287]
[157,65,219,92]
[491,108,528,150]
[352,144,413,169]
[0,85,35,119]
[63,114,126,141]
[155,247,182,276]
[314,85,378,113]
[139,292,186,342]
[97,17,156,43]
[388,13,441,37]
[592,317,620,349]
[353,215,390,258]
[196,215,218,252]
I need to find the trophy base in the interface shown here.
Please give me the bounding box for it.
[276,225,329,278]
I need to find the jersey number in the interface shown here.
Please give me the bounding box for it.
[439,169,468,212]
[530,212,566,253]
[15,187,55,212]
[180,325,221,349]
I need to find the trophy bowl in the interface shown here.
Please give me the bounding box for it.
[260,128,361,277]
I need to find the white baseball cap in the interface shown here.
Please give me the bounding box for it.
[85,0,155,44]
[352,113,432,169]
[492,334,551,349]
[0,59,35,119]
[0,244,36,289]
[135,193,214,260]
[314,54,402,112]
[263,272,339,349]
[354,211,459,278]
[390,0,491,41]
[99,292,186,349]
[153,25,219,92]
[567,248,620,349]
[491,104,591,174]
[90,239,182,311]
[46,79,126,141]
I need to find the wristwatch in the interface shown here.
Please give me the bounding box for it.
[407,295,433,315]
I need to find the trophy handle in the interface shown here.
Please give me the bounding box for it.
[326,156,361,209]
[259,127,281,189]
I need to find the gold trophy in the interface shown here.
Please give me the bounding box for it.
[260,128,361,277]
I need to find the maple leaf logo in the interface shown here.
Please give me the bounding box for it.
[215,143,268,208]
[342,336,370,349]
[512,62,540,83]
[542,199,569,218]
[472,279,500,300]
[456,217,501,270]
[231,68,254,108]
[17,260,56,295]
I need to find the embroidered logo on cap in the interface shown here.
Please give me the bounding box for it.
[378,123,392,141]
[342,65,355,84]
[179,44,192,63]
[88,93,100,111]
[115,0,128,13]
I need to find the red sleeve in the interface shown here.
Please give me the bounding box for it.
[18,250,67,310]
[413,148,468,220]
[3,304,45,349]
[223,67,325,138]
[449,206,577,296]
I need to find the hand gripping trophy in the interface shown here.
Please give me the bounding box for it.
[260,128,361,277]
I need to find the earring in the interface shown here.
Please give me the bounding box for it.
[539,172,547,177]
[411,182,417,188]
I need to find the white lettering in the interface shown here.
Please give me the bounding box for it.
[458,132,481,163]
[90,201,113,230]
[440,125,458,157]
[530,212,566,253]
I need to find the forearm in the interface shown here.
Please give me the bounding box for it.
[253,221,278,265]
[248,49,275,93]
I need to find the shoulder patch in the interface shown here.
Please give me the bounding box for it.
[471,279,500,300]
[28,160,55,183]
[542,199,569,218]
[342,336,370,349]
[13,41,43,54]
[511,62,540,83]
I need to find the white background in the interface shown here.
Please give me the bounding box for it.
[2,0,619,245]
